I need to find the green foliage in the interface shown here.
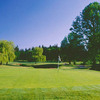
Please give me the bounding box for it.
[33,47,46,62]
[61,37,68,48]
[0,53,8,64]
[15,47,46,62]
[81,2,100,64]
[42,45,60,62]
[61,37,70,62]
[61,33,85,64]
[82,2,100,36]
[15,46,20,60]
[69,2,100,65]
[33,47,43,56]
[0,40,15,64]
[68,32,83,46]
[40,55,46,62]
[96,51,100,64]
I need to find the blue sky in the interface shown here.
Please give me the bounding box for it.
[0,0,99,49]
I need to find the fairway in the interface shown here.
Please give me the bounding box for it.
[0,64,100,100]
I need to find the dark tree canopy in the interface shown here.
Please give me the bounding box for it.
[82,2,100,37]
[70,2,100,66]
[60,2,100,66]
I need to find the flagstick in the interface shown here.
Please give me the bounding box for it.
[58,56,61,70]
[58,56,59,69]
[58,59,59,69]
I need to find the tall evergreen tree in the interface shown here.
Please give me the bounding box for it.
[70,2,100,66]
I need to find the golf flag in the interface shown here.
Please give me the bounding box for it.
[58,56,61,62]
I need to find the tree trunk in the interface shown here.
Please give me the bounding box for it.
[0,61,2,65]
[6,62,8,65]
[92,59,96,69]
[83,61,86,65]
[93,59,96,66]
[73,61,76,65]
[69,61,71,65]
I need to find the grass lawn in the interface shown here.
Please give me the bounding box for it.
[0,62,100,100]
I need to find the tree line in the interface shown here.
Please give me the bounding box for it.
[15,46,46,62]
[0,2,100,69]
[14,45,60,62]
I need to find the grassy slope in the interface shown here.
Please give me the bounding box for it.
[0,64,100,100]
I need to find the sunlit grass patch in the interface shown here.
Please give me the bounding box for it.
[0,63,100,99]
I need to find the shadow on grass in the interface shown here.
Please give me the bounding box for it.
[32,64,61,68]
[8,63,62,68]
[20,64,63,68]
[7,63,91,70]
[72,65,91,69]
[60,64,91,70]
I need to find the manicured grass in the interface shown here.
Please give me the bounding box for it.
[0,63,100,100]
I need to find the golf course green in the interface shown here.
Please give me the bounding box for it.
[0,62,100,100]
